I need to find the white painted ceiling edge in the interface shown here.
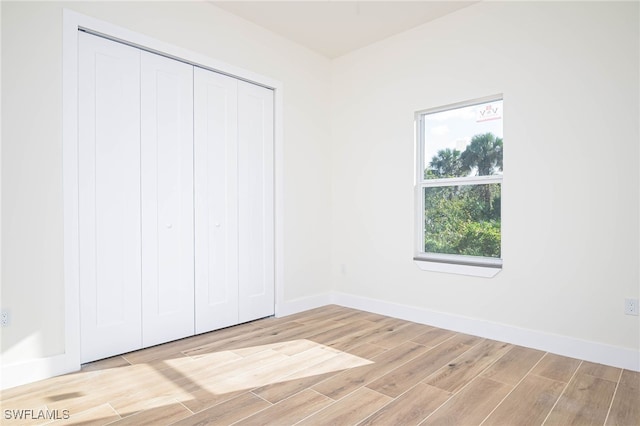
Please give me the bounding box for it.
[210,1,478,58]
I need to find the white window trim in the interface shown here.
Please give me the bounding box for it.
[414,258,502,278]
[413,94,503,278]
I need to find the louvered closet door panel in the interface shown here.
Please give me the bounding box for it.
[141,51,195,347]
[194,67,239,333]
[238,81,275,323]
[79,32,142,363]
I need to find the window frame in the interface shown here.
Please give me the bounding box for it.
[414,94,503,275]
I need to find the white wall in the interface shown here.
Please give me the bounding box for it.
[330,1,639,358]
[1,1,332,366]
[2,0,638,384]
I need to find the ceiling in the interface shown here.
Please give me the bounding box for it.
[211,1,478,58]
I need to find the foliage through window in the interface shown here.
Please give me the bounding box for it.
[415,96,503,267]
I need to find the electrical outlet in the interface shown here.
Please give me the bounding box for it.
[624,298,639,316]
[1,310,9,327]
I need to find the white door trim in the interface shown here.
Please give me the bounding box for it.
[62,9,284,377]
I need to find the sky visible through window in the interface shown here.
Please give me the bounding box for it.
[423,100,503,173]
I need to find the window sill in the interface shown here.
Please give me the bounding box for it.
[413,257,502,278]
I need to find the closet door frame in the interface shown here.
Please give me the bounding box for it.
[62,10,283,377]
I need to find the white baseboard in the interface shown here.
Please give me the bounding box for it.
[3,291,637,391]
[276,292,333,317]
[332,292,640,372]
[1,353,79,390]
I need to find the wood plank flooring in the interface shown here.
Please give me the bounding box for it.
[1,305,638,425]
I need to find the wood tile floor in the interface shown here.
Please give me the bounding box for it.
[1,305,638,425]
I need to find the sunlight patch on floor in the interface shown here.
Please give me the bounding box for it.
[160,339,374,395]
[1,339,375,424]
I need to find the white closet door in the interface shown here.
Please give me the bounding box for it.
[79,32,142,363]
[238,81,275,323]
[141,51,195,347]
[194,68,239,333]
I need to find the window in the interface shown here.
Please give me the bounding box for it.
[414,95,503,275]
